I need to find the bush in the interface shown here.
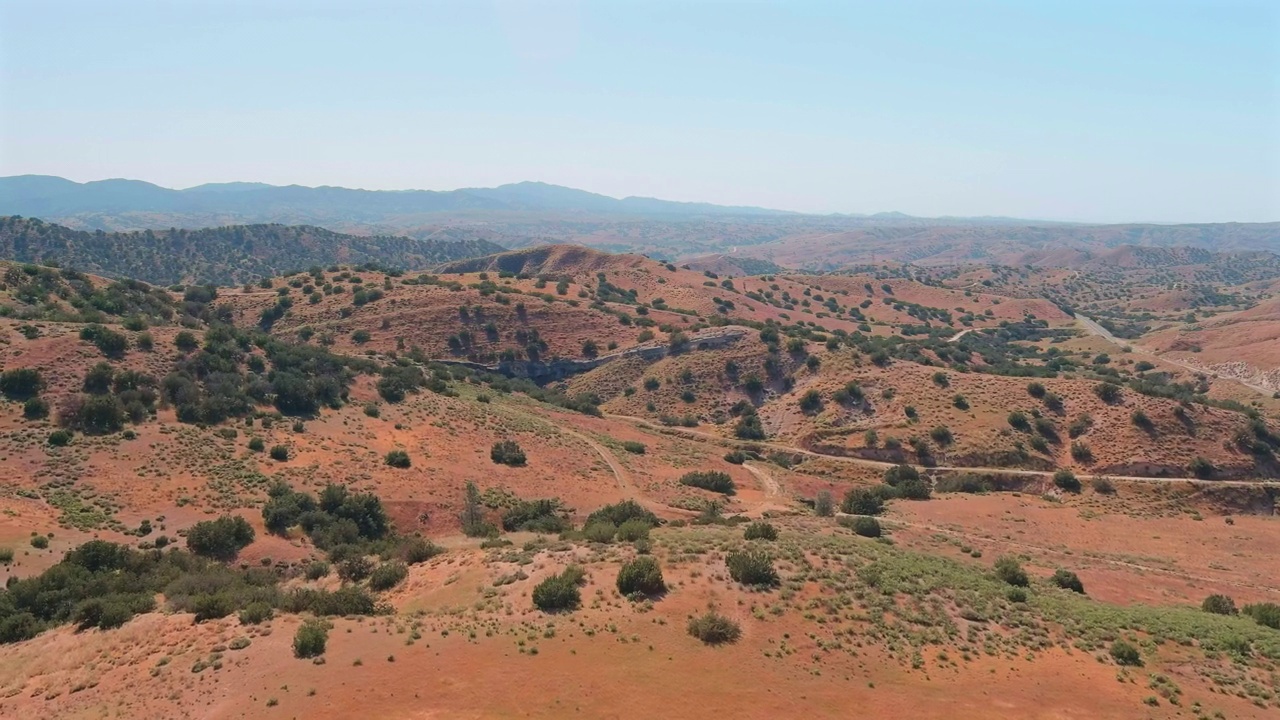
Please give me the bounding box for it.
[532,571,582,612]
[22,397,49,420]
[1091,476,1115,494]
[238,601,273,625]
[585,500,658,530]
[687,610,741,645]
[490,440,526,466]
[30,535,48,549]
[743,522,777,541]
[269,445,289,461]
[1109,640,1142,666]
[293,620,328,658]
[1027,382,1046,398]
[1051,569,1085,593]
[186,516,255,561]
[725,550,779,587]
[248,437,265,452]
[1094,382,1122,403]
[621,441,646,454]
[614,519,651,542]
[994,556,1029,587]
[583,521,617,543]
[401,537,442,565]
[47,429,72,446]
[616,556,665,596]
[723,450,747,464]
[1201,594,1237,615]
[368,562,409,591]
[841,488,885,516]
[814,490,834,517]
[1243,602,1280,629]
[1053,469,1081,493]
[851,516,881,537]
[384,450,411,468]
[0,367,43,399]
[304,561,331,580]
[679,471,735,495]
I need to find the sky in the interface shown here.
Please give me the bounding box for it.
[1,0,1277,223]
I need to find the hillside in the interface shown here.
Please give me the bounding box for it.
[0,216,503,285]
[0,247,1278,719]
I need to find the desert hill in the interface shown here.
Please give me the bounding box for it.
[0,245,1278,719]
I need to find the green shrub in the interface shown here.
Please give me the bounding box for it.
[248,437,265,452]
[615,519,651,542]
[293,620,328,658]
[238,601,273,625]
[1243,602,1280,629]
[743,522,777,541]
[30,535,48,550]
[994,556,1029,587]
[1051,569,1085,593]
[491,440,527,466]
[401,537,442,564]
[851,516,881,538]
[1094,382,1122,403]
[726,550,779,587]
[1006,587,1028,603]
[269,445,289,461]
[368,562,408,591]
[687,610,741,645]
[304,561,330,580]
[22,397,48,420]
[616,556,665,596]
[1109,640,1142,666]
[678,471,735,495]
[621,441,646,454]
[1091,476,1115,494]
[1201,594,1237,615]
[186,516,255,561]
[723,450,747,464]
[814,490,834,517]
[585,500,658,530]
[841,488,885,516]
[0,547,13,564]
[1053,469,1081,493]
[0,367,43,399]
[583,521,617,544]
[384,450,411,468]
[532,571,582,612]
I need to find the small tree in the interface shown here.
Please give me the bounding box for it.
[814,490,834,517]
[1109,640,1142,666]
[1094,382,1122,403]
[293,620,328,658]
[679,471,736,494]
[269,445,289,461]
[1051,569,1085,593]
[616,556,665,596]
[385,450,411,468]
[460,482,495,537]
[186,516,255,561]
[1053,469,1081,493]
[994,556,1029,587]
[1201,594,1237,615]
[491,440,527,466]
[841,488,885,516]
[851,516,881,538]
[368,561,409,591]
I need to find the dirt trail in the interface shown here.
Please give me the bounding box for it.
[605,414,1278,488]
[741,462,789,515]
[947,328,972,342]
[558,427,693,517]
[1076,315,1274,396]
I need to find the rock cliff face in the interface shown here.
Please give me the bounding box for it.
[433,327,748,381]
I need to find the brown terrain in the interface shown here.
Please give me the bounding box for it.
[0,238,1278,720]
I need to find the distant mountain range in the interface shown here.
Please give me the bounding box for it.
[0,175,793,227]
[0,216,503,285]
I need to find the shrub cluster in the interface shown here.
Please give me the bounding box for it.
[679,471,736,495]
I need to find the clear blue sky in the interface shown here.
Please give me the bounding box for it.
[1,0,1277,222]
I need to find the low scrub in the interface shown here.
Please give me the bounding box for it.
[687,610,742,645]
[678,471,736,495]
[616,556,665,596]
[726,550,779,587]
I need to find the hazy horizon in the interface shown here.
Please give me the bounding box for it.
[2,0,1278,224]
